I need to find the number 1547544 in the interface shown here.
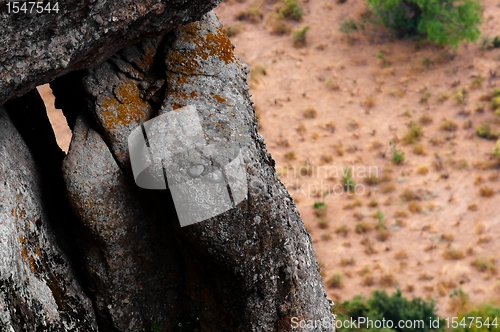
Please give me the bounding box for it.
[7,2,59,14]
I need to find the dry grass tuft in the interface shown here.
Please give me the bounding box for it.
[303,107,317,119]
[394,249,408,260]
[379,273,397,288]
[440,119,459,132]
[364,95,376,108]
[335,225,349,237]
[402,122,423,145]
[417,165,429,174]
[328,273,344,288]
[362,274,375,286]
[419,114,433,126]
[355,222,373,234]
[340,256,355,267]
[379,182,396,193]
[471,257,497,275]
[443,246,465,260]
[408,201,423,213]
[413,143,427,155]
[479,186,495,197]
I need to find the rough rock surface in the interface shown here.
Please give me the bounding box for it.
[62,115,184,331]
[0,106,98,331]
[0,0,221,107]
[58,12,334,331]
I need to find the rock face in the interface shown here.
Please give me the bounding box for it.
[0,3,334,331]
[0,106,98,331]
[57,12,334,331]
[0,0,222,106]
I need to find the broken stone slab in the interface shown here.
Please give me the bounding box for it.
[0,0,222,107]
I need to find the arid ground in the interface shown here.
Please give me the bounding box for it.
[40,0,500,318]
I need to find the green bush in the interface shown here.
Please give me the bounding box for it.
[390,142,405,165]
[366,0,481,47]
[333,289,444,331]
[451,304,500,331]
[279,0,303,21]
[293,25,309,47]
[340,18,358,34]
[342,166,356,192]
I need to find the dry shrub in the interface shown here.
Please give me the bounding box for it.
[394,249,408,260]
[328,273,344,288]
[362,274,375,286]
[479,186,495,197]
[379,273,397,288]
[408,201,422,213]
[340,257,355,267]
[379,182,395,193]
[417,165,429,174]
[443,246,465,260]
[471,257,497,275]
[303,107,317,119]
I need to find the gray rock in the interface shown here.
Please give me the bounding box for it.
[161,12,334,331]
[62,116,184,331]
[0,108,98,331]
[0,0,222,107]
[58,12,334,331]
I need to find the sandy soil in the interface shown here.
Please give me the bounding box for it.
[39,0,500,317]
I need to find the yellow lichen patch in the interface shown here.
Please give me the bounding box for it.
[19,236,25,244]
[214,94,226,103]
[29,256,35,273]
[166,21,236,76]
[178,22,235,64]
[99,80,152,131]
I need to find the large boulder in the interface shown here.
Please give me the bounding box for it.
[58,12,334,331]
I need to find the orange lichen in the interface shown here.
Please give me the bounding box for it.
[21,248,27,261]
[29,256,35,273]
[99,80,152,131]
[177,22,235,64]
[36,247,41,257]
[19,236,25,244]
[213,94,226,103]
[165,20,236,77]
[190,91,197,98]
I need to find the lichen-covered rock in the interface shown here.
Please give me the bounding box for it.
[161,12,334,331]
[0,108,98,331]
[81,36,165,168]
[57,12,334,331]
[62,116,184,331]
[0,0,222,107]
